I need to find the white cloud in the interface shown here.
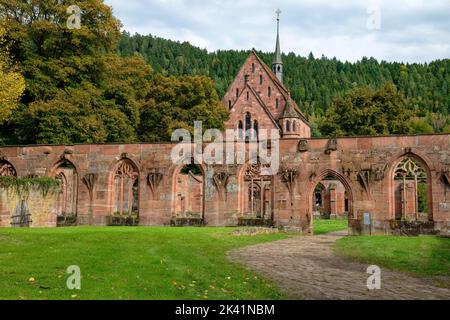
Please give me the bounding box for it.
[105,0,450,62]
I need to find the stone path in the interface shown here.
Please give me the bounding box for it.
[229,231,450,300]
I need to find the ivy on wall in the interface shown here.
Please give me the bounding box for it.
[0,176,60,198]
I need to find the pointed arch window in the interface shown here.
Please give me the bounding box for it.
[246,91,249,101]
[245,112,252,143]
[286,120,291,132]
[113,160,139,216]
[253,120,259,141]
[238,121,244,140]
[252,63,255,73]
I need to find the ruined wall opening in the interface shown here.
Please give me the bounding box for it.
[112,159,139,218]
[239,160,273,225]
[308,170,353,234]
[312,176,349,220]
[393,156,431,222]
[0,161,25,227]
[53,160,78,219]
[173,163,204,221]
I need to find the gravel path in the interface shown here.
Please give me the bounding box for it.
[229,231,450,300]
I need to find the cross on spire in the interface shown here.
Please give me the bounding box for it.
[276,8,282,20]
[272,8,283,82]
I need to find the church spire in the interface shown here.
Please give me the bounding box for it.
[272,9,283,83]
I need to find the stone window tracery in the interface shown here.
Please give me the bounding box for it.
[113,160,139,216]
[394,157,429,221]
[0,161,16,177]
[243,161,272,219]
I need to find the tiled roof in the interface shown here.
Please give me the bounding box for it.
[279,100,302,119]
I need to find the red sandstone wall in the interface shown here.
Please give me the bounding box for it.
[0,133,448,234]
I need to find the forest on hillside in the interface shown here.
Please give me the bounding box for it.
[117,32,450,135]
[0,0,448,146]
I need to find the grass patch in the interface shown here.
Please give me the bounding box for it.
[313,219,348,235]
[335,235,450,277]
[0,227,289,300]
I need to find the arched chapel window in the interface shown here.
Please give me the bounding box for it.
[245,112,252,142]
[286,120,291,132]
[238,121,244,140]
[253,120,259,141]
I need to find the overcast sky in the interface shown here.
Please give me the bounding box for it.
[104,0,450,63]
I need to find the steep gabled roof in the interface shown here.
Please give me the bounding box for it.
[250,51,311,127]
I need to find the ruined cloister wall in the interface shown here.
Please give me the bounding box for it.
[0,189,57,228]
[0,133,448,234]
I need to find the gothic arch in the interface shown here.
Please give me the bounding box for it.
[47,158,80,178]
[171,158,206,220]
[109,158,140,216]
[50,159,79,217]
[386,150,436,176]
[238,158,274,219]
[106,155,142,175]
[0,160,17,177]
[307,169,354,234]
[387,152,433,221]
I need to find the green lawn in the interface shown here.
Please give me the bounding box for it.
[313,219,348,235]
[0,227,289,300]
[335,236,450,277]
